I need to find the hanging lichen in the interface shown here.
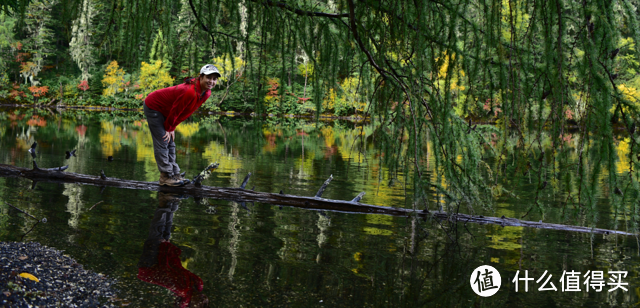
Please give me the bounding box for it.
[21,0,55,86]
[69,0,96,82]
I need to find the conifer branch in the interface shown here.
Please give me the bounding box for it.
[257,0,349,18]
[95,0,118,49]
[188,0,210,34]
[188,0,216,49]
[187,0,262,48]
[346,0,389,79]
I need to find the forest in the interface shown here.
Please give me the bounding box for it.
[1,0,640,232]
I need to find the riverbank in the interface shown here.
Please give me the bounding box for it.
[0,102,371,122]
[0,241,118,307]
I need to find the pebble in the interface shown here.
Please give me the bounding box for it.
[0,242,118,307]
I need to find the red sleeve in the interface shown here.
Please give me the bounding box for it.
[164,84,196,132]
[172,91,211,127]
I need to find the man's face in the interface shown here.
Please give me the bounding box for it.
[200,74,218,90]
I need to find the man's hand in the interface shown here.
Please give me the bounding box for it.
[162,131,175,143]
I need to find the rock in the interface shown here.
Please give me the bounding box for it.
[0,241,118,307]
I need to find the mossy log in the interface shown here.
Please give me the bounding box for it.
[0,163,634,237]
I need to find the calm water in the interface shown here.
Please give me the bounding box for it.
[0,108,638,307]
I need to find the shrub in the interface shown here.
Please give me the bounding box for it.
[102,60,126,97]
[139,60,174,96]
[77,80,89,92]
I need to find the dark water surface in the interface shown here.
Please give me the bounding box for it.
[0,108,638,307]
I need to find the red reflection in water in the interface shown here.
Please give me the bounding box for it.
[75,125,87,138]
[138,242,207,308]
[324,145,338,158]
[26,115,46,127]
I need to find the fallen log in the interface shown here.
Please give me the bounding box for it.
[240,172,251,189]
[0,163,635,237]
[315,175,333,197]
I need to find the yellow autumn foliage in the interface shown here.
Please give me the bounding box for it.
[353,252,363,261]
[618,84,640,107]
[134,123,155,163]
[212,55,245,83]
[323,88,337,110]
[340,77,367,113]
[363,227,394,236]
[102,60,126,97]
[365,214,393,226]
[175,122,200,138]
[323,77,369,115]
[202,141,245,183]
[19,272,39,282]
[616,137,631,174]
[609,84,640,115]
[139,60,174,96]
[99,122,122,157]
[437,53,465,87]
[436,52,468,116]
[320,126,334,148]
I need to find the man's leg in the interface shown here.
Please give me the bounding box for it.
[144,103,183,186]
[167,132,190,184]
[167,139,180,175]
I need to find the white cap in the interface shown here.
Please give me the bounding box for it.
[200,64,221,77]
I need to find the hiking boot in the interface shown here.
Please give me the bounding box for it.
[159,172,185,187]
[158,192,182,210]
[173,172,191,185]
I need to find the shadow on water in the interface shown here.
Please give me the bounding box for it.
[0,108,639,306]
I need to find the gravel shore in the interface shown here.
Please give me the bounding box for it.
[0,242,118,307]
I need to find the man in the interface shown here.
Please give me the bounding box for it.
[144,64,221,186]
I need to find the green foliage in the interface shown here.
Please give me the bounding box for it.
[63,81,79,98]
[88,64,105,96]
[0,12,16,81]
[297,62,313,78]
[262,77,302,115]
[149,30,171,72]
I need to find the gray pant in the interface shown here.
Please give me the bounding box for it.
[138,193,181,268]
[144,103,180,175]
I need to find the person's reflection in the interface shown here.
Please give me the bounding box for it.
[137,192,209,308]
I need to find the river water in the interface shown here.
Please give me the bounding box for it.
[0,108,638,307]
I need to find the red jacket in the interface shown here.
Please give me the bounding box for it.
[144,79,211,132]
[137,242,203,308]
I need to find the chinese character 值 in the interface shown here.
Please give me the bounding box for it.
[560,270,581,292]
[474,268,499,293]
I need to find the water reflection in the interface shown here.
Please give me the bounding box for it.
[137,192,209,307]
[1,110,640,306]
